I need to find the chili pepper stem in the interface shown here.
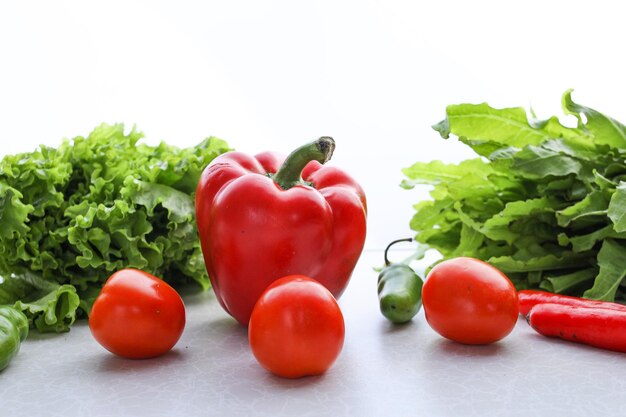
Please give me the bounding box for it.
[384,238,414,266]
[273,137,335,190]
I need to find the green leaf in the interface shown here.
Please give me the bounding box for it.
[438,103,546,146]
[608,182,626,232]
[556,190,610,228]
[0,183,33,239]
[406,91,626,303]
[583,239,626,301]
[445,172,499,201]
[126,181,195,223]
[481,197,558,244]
[541,268,597,294]
[434,102,583,151]
[593,171,616,191]
[402,158,493,186]
[562,89,626,149]
[0,271,80,332]
[0,124,229,332]
[558,225,625,253]
[409,199,454,233]
[488,252,592,274]
[15,284,80,333]
[453,222,485,257]
[511,140,587,180]
[454,201,484,232]
[457,138,508,158]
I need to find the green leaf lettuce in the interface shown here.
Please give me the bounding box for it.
[404,91,626,301]
[0,123,230,331]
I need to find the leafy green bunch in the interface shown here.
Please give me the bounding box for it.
[0,124,229,331]
[403,91,626,302]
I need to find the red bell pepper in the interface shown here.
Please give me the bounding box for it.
[196,137,367,326]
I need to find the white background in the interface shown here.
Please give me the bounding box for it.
[1,0,625,250]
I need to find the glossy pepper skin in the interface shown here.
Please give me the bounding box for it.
[196,137,367,326]
[518,289,626,316]
[377,238,423,324]
[0,306,28,372]
[528,303,626,353]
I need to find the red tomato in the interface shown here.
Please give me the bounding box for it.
[248,275,345,378]
[89,269,186,359]
[422,257,518,345]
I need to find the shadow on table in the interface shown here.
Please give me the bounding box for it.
[428,338,507,358]
[96,349,187,374]
[200,315,246,334]
[257,368,328,390]
[194,315,249,352]
[379,319,418,335]
[178,285,215,307]
[198,317,328,389]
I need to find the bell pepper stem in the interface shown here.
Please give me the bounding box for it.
[273,137,336,190]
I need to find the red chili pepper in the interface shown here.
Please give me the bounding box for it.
[518,289,626,316]
[195,137,367,326]
[527,303,626,353]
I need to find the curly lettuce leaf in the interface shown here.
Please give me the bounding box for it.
[0,123,229,332]
[0,271,79,332]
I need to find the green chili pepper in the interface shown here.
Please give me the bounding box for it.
[0,306,28,372]
[377,238,424,324]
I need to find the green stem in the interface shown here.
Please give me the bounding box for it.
[384,238,413,266]
[273,137,335,190]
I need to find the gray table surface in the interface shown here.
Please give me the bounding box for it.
[2,250,626,417]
